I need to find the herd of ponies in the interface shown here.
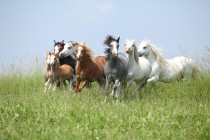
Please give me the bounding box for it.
[44,35,198,100]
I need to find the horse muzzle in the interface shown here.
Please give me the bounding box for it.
[113,53,118,57]
[59,53,64,58]
[126,50,131,54]
[138,52,144,57]
[76,53,82,60]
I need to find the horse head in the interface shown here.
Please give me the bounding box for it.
[46,52,51,65]
[104,35,120,58]
[75,45,84,61]
[75,44,93,61]
[125,39,135,54]
[54,40,65,55]
[46,52,59,66]
[59,41,78,61]
[138,40,151,57]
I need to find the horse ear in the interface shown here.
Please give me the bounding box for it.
[46,52,51,57]
[54,40,56,44]
[61,40,64,44]
[80,42,86,45]
[117,37,120,42]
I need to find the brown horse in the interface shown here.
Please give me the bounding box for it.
[74,44,107,93]
[44,52,74,92]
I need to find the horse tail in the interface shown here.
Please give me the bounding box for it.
[188,58,200,80]
[191,60,201,80]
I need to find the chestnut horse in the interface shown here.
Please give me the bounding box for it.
[74,44,107,93]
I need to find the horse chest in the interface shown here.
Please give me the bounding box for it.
[77,71,85,80]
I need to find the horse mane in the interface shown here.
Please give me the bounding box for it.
[133,44,139,64]
[77,44,95,60]
[68,41,79,47]
[148,41,168,67]
[103,35,118,46]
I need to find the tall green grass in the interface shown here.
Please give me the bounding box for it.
[0,71,209,139]
[1,51,210,139]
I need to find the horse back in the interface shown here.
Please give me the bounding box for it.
[59,64,74,77]
[95,55,107,69]
[118,53,128,74]
[59,56,76,72]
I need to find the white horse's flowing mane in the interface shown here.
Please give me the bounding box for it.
[147,40,168,67]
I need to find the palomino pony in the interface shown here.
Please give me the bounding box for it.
[104,35,128,100]
[44,52,74,92]
[74,44,107,93]
[125,39,151,97]
[138,40,197,85]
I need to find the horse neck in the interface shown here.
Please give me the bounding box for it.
[108,53,117,67]
[50,62,60,73]
[128,51,138,66]
[59,56,76,65]
[45,64,51,71]
[145,51,157,63]
[78,54,92,68]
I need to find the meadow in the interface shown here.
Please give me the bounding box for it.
[0,59,210,139]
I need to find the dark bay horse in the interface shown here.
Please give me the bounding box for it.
[103,35,128,100]
[74,44,107,93]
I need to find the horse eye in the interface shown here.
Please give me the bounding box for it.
[143,46,147,49]
[68,47,71,49]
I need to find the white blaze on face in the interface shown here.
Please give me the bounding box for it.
[49,55,56,65]
[111,41,118,56]
[54,45,59,55]
[125,40,134,53]
[46,55,51,64]
[76,46,83,59]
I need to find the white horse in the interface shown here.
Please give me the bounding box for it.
[138,40,197,85]
[125,39,152,96]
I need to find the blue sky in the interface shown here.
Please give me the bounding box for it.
[0,0,210,67]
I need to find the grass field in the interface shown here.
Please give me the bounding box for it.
[0,70,210,139]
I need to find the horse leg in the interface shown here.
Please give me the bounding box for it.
[56,82,61,89]
[116,82,122,100]
[69,77,74,91]
[78,80,89,92]
[105,77,111,97]
[133,79,147,98]
[147,76,159,84]
[44,78,51,92]
[112,79,119,99]
[62,81,67,91]
[125,80,133,98]
[53,81,59,92]
[74,77,80,93]
[97,78,104,93]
